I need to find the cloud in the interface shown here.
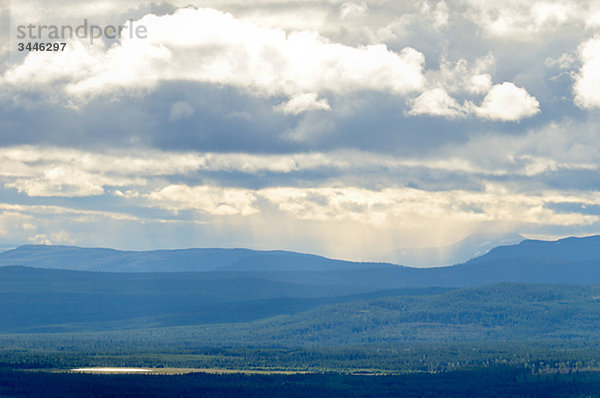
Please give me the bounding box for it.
[339,2,368,20]
[588,10,600,28]
[545,52,577,70]
[0,147,146,197]
[426,0,449,29]
[574,37,600,109]
[0,146,349,184]
[471,82,540,121]
[274,93,331,114]
[407,88,465,118]
[139,183,600,229]
[426,55,495,95]
[5,174,106,197]
[27,231,74,245]
[0,202,198,251]
[406,55,540,121]
[28,234,52,245]
[462,0,583,39]
[5,136,599,202]
[147,185,259,216]
[530,2,572,28]
[2,7,426,106]
[408,82,539,121]
[8,0,149,23]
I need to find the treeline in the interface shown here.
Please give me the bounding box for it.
[2,367,600,397]
[4,341,600,374]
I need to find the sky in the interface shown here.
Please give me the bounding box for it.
[0,0,599,263]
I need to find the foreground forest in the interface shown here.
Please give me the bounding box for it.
[4,281,600,395]
[4,367,600,398]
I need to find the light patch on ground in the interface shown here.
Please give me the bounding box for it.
[71,368,152,373]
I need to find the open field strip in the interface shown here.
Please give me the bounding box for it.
[66,367,314,375]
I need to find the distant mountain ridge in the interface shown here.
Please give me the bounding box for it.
[1,234,600,287]
[0,244,397,273]
[468,235,600,263]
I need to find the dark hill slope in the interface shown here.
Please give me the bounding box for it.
[173,283,600,346]
[469,235,600,263]
[0,266,430,333]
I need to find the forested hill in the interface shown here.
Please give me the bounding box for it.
[467,235,600,263]
[1,265,600,344]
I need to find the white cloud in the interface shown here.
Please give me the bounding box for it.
[225,6,331,33]
[462,0,582,39]
[27,230,74,245]
[408,81,539,122]
[0,211,35,237]
[5,142,593,203]
[530,2,571,28]
[132,181,600,230]
[430,1,450,28]
[0,202,150,222]
[1,156,144,197]
[426,55,495,95]
[258,185,599,227]
[469,74,493,94]
[2,7,426,105]
[29,234,52,245]
[574,37,600,109]
[274,93,331,114]
[147,185,259,216]
[545,52,577,70]
[22,223,36,231]
[0,146,351,182]
[9,0,149,23]
[5,175,105,197]
[410,55,495,119]
[339,2,368,20]
[587,10,600,28]
[407,88,465,118]
[2,163,141,197]
[471,82,540,121]
[3,141,593,230]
